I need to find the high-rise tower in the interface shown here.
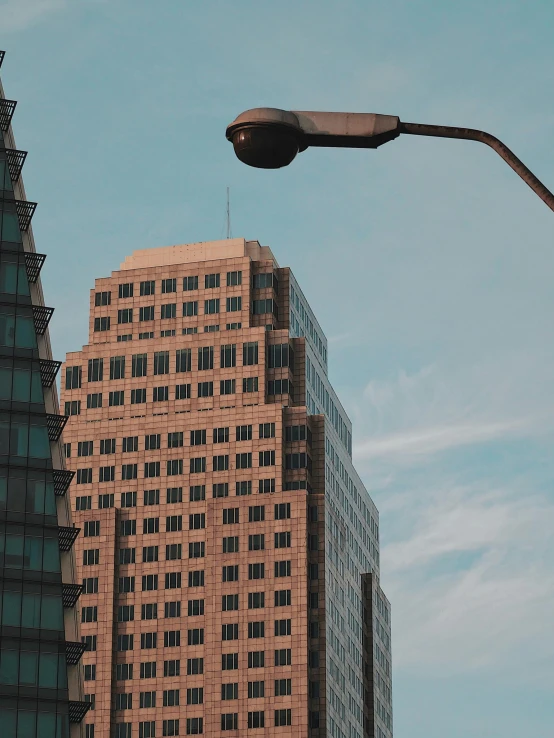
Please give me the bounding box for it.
[61,238,392,738]
[0,52,89,737]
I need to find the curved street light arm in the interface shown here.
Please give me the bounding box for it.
[399,121,554,213]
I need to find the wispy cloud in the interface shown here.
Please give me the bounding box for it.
[1,0,66,32]
[382,478,554,684]
[354,417,529,461]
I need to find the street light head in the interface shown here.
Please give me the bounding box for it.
[226,108,306,169]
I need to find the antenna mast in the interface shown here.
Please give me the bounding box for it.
[226,187,232,239]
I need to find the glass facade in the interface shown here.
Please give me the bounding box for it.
[0,52,87,737]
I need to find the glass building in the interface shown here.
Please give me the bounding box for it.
[0,51,89,737]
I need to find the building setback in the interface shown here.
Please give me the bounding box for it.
[61,238,393,738]
[0,52,89,737]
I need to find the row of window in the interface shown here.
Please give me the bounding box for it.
[93,300,277,332]
[102,708,296,738]
[109,681,292,707]
[64,378,297,415]
[95,271,276,305]
[97,272,244,305]
[115,322,244,342]
[66,344,294,387]
[110,649,295,682]
[72,452,309,486]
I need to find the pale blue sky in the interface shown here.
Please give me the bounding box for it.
[2,1,554,736]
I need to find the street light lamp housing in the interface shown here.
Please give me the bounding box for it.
[225,108,401,169]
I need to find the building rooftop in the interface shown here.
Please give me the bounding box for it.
[119,237,278,271]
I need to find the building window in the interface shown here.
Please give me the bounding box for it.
[153,385,169,401]
[175,348,191,372]
[76,468,93,485]
[118,308,133,324]
[143,488,159,505]
[139,306,154,321]
[117,605,134,622]
[222,594,239,612]
[161,303,176,319]
[65,365,82,389]
[140,662,156,679]
[223,508,239,525]
[76,495,92,510]
[236,424,252,441]
[187,599,204,616]
[259,450,275,467]
[275,678,292,696]
[140,280,155,296]
[119,519,136,536]
[222,536,239,554]
[248,534,264,551]
[166,543,182,560]
[140,633,158,649]
[131,388,146,404]
[226,322,241,330]
[220,379,235,395]
[118,283,134,299]
[119,548,136,565]
[275,503,291,519]
[164,601,181,618]
[94,316,110,332]
[204,298,219,315]
[109,390,124,407]
[131,353,147,377]
[188,570,205,587]
[275,531,291,548]
[226,270,242,286]
[220,343,236,368]
[183,275,198,291]
[187,628,204,645]
[213,455,229,472]
[252,298,277,316]
[236,480,252,496]
[139,331,154,339]
[248,621,264,639]
[221,714,238,731]
[275,709,292,726]
[248,651,264,668]
[142,574,158,592]
[162,278,176,293]
[197,381,213,398]
[187,658,203,675]
[275,648,292,666]
[139,692,156,708]
[267,343,293,369]
[236,452,252,469]
[183,300,198,317]
[82,577,99,594]
[121,491,137,507]
[248,711,265,729]
[222,565,238,582]
[274,589,292,606]
[166,515,183,532]
[205,273,220,288]
[268,379,293,396]
[248,592,264,609]
[81,606,97,622]
[213,483,229,498]
[242,376,258,393]
[189,513,205,530]
[186,718,203,735]
[189,485,205,502]
[144,461,160,478]
[248,563,264,580]
[84,664,96,681]
[95,290,111,306]
[116,663,133,681]
[243,341,258,365]
[86,393,102,409]
[259,478,275,494]
[99,437,116,454]
[249,505,264,522]
[164,631,181,648]
[221,654,238,670]
[176,383,191,399]
[64,400,81,416]
[226,296,242,312]
[275,618,291,636]
[168,486,183,503]
[154,351,170,375]
[190,457,206,474]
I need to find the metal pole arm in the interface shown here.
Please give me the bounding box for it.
[399,121,554,213]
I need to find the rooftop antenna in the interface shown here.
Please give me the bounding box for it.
[226,186,232,239]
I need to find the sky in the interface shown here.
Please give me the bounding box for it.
[2,1,554,736]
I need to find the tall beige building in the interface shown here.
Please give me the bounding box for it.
[61,239,392,738]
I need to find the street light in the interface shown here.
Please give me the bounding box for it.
[225,108,554,212]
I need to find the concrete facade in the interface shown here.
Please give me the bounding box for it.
[61,238,392,738]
